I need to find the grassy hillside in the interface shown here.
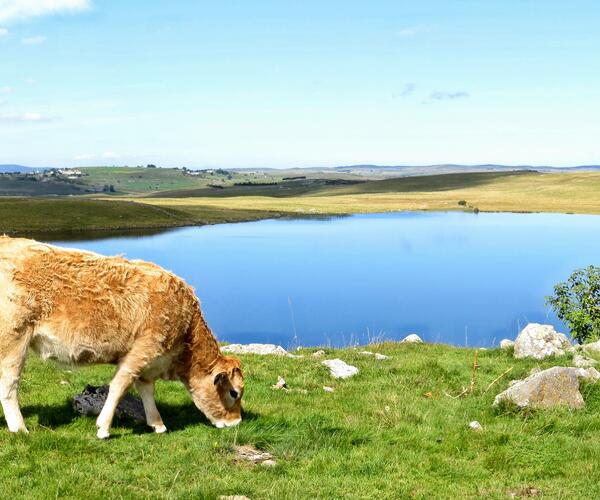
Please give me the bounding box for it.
[0,198,287,234]
[2,343,600,497]
[140,171,600,216]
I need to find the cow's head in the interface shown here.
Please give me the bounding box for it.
[187,356,244,428]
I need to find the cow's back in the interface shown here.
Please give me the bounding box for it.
[0,236,196,365]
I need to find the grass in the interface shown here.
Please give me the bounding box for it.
[3,344,600,498]
[0,198,288,235]
[139,171,600,216]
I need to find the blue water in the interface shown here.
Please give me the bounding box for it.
[49,212,600,348]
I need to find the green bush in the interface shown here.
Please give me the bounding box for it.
[546,265,600,343]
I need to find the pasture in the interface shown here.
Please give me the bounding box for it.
[3,343,600,498]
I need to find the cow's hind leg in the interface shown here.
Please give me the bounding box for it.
[135,378,167,433]
[0,332,30,433]
[96,348,154,439]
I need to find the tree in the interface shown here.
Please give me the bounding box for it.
[546,266,600,343]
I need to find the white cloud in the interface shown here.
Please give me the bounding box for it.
[21,35,46,44]
[398,25,430,37]
[102,151,120,159]
[0,111,56,122]
[399,83,416,97]
[74,153,94,160]
[0,0,90,24]
[0,27,8,36]
[0,86,11,94]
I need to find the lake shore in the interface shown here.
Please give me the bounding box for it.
[2,171,600,235]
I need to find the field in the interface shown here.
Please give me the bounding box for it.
[0,198,287,235]
[3,343,600,498]
[139,171,600,216]
[2,170,600,235]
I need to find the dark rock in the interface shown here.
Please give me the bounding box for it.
[72,385,146,423]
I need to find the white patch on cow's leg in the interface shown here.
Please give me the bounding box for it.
[96,366,136,439]
[134,379,167,434]
[0,333,30,433]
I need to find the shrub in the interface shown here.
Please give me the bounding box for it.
[458,200,467,206]
[546,265,600,343]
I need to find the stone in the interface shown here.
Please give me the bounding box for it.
[311,350,326,358]
[322,359,359,379]
[272,376,288,390]
[513,323,573,360]
[469,421,483,432]
[582,340,600,354]
[573,354,598,368]
[400,334,423,344]
[233,445,275,466]
[221,343,288,356]
[493,366,599,410]
[72,385,145,423]
[358,351,389,360]
[500,339,515,349]
[219,496,251,500]
[323,386,335,393]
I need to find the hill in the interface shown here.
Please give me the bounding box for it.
[0,164,49,173]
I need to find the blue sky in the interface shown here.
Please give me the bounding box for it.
[0,0,599,168]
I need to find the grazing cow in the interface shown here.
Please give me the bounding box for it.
[0,236,244,438]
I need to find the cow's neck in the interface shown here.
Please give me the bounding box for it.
[179,308,222,380]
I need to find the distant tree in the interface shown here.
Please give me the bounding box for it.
[458,200,467,206]
[146,164,157,168]
[547,266,600,343]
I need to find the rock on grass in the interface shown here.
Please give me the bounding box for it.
[493,366,600,410]
[322,359,359,379]
[513,323,573,360]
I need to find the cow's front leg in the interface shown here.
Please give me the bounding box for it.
[0,333,30,433]
[135,378,167,433]
[96,365,136,439]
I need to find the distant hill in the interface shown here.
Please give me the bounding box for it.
[0,164,50,173]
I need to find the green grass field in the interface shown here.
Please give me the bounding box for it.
[0,198,288,235]
[3,343,600,498]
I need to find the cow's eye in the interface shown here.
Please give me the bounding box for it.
[229,389,238,399]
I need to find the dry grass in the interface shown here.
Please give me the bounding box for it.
[131,172,600,216]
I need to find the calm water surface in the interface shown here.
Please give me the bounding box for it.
[49,212,600,348]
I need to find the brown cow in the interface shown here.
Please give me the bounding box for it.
[0,236,244,438]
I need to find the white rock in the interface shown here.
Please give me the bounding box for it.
[500,339,515,349]
[573,354,598,368]
[272,376,287,390]
[493,366,599,409]
[358,351,390,360]
[400,334,423,344]
[582,340,600,354]
[322,359,359,379]
[469,421,483,432]
[323,386,335,393]
[513,323,573,360]
[312,350,326,358]
[221,343,288,356]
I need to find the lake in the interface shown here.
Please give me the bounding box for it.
[49,212,600,348]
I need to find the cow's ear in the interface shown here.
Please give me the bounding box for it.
[231,366,243,378]
[214,372,228,386]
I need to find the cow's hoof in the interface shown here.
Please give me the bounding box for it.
[8,425,29,434]
[96,428,110,439]
[153,424,167,434]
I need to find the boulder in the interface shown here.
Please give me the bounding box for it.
[573,354,598,368]
[322,359,359,379]
[500,339,515,350]
[513,323,573,360]
[221,343,288,356]
[400,334,423,344]
[582,340,600,354]
[311,350,326,358]
[493,366,600,410]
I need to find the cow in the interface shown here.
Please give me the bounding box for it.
[0,235,244,438]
